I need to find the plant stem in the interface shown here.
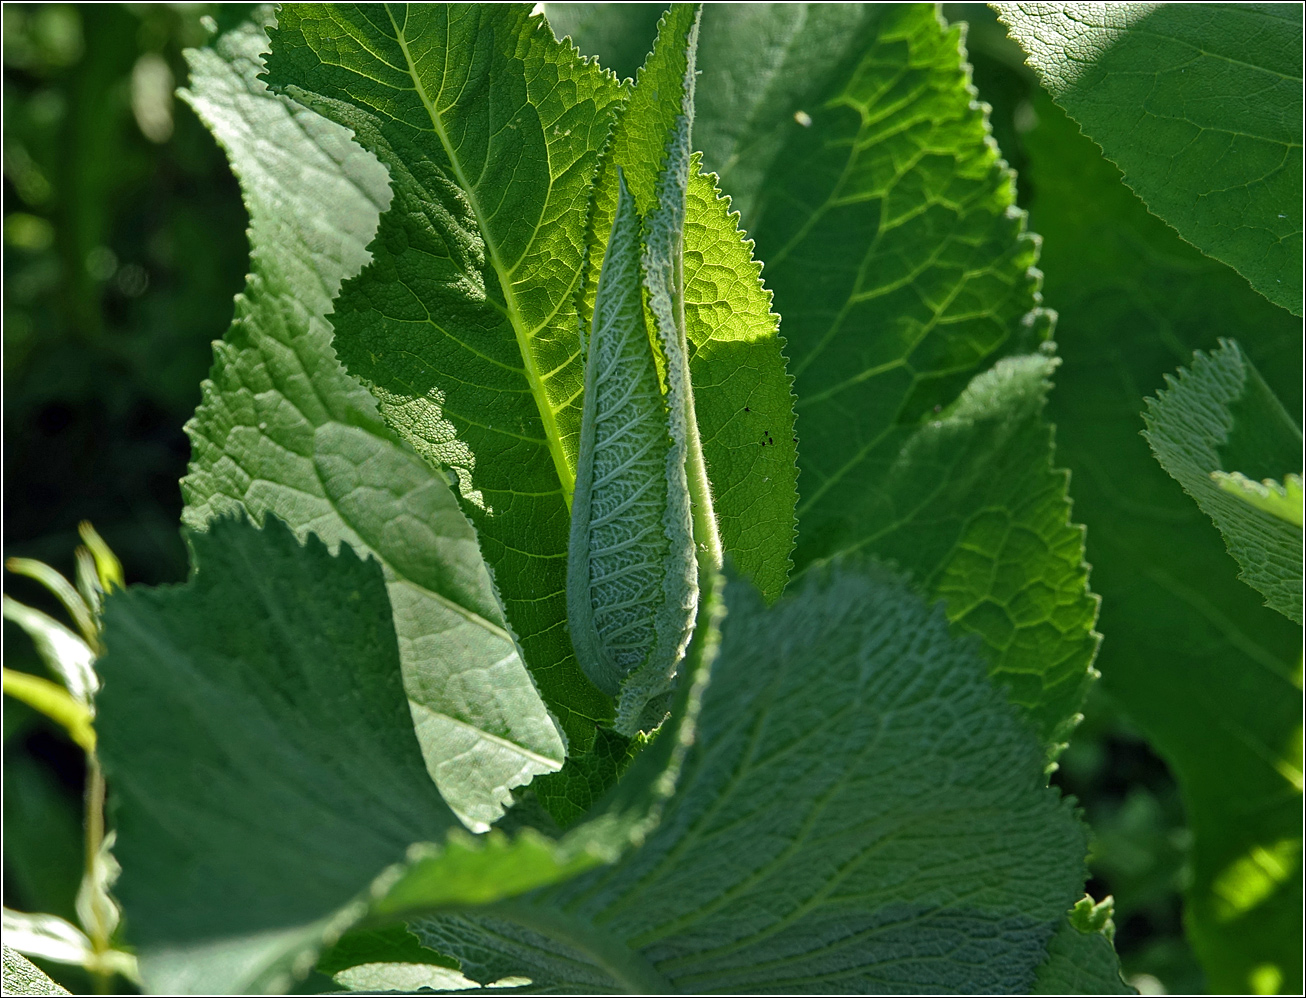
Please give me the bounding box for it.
[84,752,111,994]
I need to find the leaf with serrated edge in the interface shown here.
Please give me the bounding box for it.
[96,515,716,995]
[180,9,564,831]
[412,564,1088,993]
[1144,340,1304,623]
[1025,90,1302,994]
[995,2,1304,315]
[264,3,626,748]
[579,3,799,608]
[719,4,1098,754]
[1031,918,1134,995]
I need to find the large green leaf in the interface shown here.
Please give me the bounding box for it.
[1024,92,1302,995]
[96,515,716,995]
[264,3,626,747]
[711,3,1098,753]
[180,11,564,831]
[265,2,799,764]
[1143,340,1303,623]
[547,4,1097,753]
[411,563,1089,993]
[994,2,1304,316]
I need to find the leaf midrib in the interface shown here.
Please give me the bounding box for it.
[386,5,577,508]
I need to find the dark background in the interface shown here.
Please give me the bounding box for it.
[2,4,1195,993]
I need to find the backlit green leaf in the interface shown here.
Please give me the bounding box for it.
[181,11,564,830]
[725,3,1097,753]
[994,2,1304,315]
[264,3,626,748]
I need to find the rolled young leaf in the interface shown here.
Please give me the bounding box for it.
[568,173,696,735]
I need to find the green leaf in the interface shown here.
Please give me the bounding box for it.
[180,10,564,830]
[97,515,458,992]
[411,563,1089,992]
[994,2,1305,316]
[2,946,70,997]
[1213,471,1304,527]
[568,175,695,734]
[315,923,457,979]
[264,3,627,749]
[579,3,799,607]
[1143,340,1304,623]
[547,2,882,228]
[95,515,716,994]
[1024,91,1302,995]
[723,3,1097,752]
[1031,918,1134,995]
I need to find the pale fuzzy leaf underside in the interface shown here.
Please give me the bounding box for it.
[1143,339,1304,623]
[567,176,694,734]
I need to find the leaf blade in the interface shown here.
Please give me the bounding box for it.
[181,10,564,829]
[994,2,1305,315]
[265,2,626,746]
[413,564,1090,993]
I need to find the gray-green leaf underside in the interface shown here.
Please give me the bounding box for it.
[414,563,1088,994]
[994,2,1304,316]
[95,515,714,995]
[567,177,695,733]
[180,10,563,831]
[1144,339,1303,623]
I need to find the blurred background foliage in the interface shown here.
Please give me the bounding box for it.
[2,4,1209,994]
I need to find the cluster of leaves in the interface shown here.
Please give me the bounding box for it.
[2,3,1299,996]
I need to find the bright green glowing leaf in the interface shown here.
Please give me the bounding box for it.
[412,563,1088,992]
[180,11,564,830]
[1212,472,1304,528]
[578,3,798,607]
[722,4,1098,754]
[994,2,1304,315]
[1144,339,1303,623]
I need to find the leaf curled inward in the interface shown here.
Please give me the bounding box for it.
[568,174,695,736]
